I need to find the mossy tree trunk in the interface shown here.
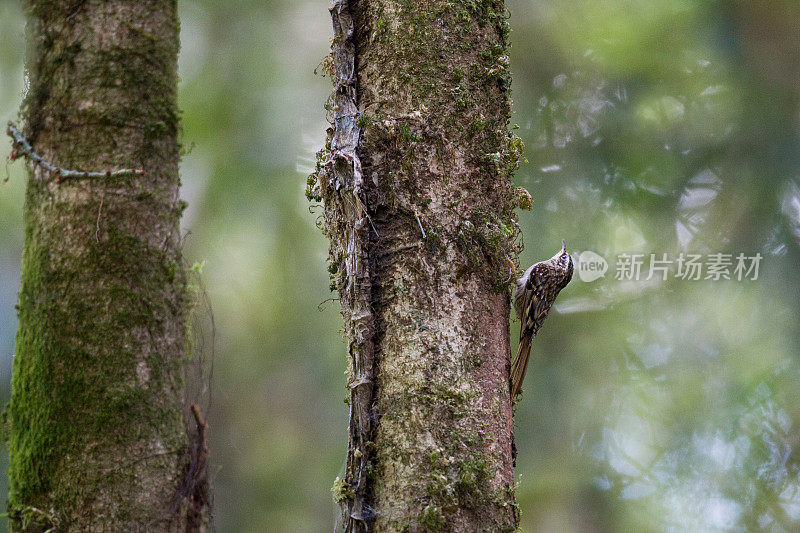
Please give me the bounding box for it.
[310,1,524,531]
[8,1,201,530]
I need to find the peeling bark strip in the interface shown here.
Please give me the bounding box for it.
[328,0,378,530]
[312,0,525,531]
[8,1,200,530]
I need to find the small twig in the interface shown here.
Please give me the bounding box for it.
[101,449,184,476]
[504,254,516,284]
[317,297,340,312]
[65,0,87,21]
[6,123,145,182]
[414,210,426,239]
[95,191,105,243]
[11,505,59,531]
[352,194,379,237]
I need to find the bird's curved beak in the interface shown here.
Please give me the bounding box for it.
[561,239,567,254]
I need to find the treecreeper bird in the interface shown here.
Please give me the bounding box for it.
[510,240,573,399]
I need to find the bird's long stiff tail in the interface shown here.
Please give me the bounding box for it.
[510,334,532,399]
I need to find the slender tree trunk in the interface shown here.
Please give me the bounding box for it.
[312,1,524,530]
[8,1,200,530]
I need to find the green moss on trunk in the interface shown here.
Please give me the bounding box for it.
[8,1,193,530]
[311,0,521,531]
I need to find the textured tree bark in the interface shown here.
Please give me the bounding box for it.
[310,1,525,531]
[8,1,200,531]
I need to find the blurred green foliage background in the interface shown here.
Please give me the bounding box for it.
[1,0,799,531]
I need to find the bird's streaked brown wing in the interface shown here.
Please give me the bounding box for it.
[511,265,542,397]
[510,264,560,397]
